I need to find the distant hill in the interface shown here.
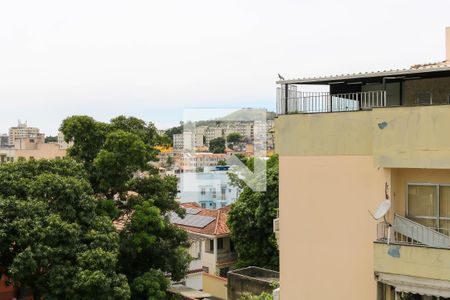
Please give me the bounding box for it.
[219,108,276,121]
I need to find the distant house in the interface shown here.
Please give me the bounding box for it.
[170,202,236,291]
[177,166,240,208]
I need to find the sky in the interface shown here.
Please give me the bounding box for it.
[0,0,449,135]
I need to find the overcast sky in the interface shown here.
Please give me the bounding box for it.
[0,0,449,135]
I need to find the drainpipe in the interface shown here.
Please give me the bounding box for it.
[284,84,289,114]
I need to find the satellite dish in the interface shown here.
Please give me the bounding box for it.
[369,199,391,220]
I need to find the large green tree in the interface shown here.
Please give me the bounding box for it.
[0,159,130,299]
[228,155,279,270]
[60,115,190,299]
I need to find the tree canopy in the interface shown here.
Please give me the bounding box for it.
[0,115,191,299]
[226,132,243,150]
[227,155,279,270]
[209,137,226,154]
[0,159,130,299]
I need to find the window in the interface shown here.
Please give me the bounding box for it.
[416,92,432,105]
[217,237,224,250]
[408,184,450,235]
[221,187,226,200]
[200,187,206,195]
[209,239,214,253]
[201,202,206,208]
[212,188,216,198]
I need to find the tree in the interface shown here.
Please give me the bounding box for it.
[209,137,226,153]
[227,155,279,270]
[93,130,153,197]
[60,115,191,298]
[227,132,243,150]
[44,136,58,143]
[0,159,130,299]
[217,159,227,166]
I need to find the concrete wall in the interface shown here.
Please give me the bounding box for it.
[202,272,227,300]
[403,77,450,105]
[227,267,279,300]
[279,156,390,300]
[275,105,450,169]
[391,168,450,218]
[374,242,450,281]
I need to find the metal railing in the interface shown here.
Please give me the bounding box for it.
[276,88,387,115]
[376,215,450,249]
[217,251,237,262]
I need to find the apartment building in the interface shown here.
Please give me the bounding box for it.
[0,135,9,148]
[177,166,240,208]
[57,132,73,150]
[170,203,236,291]
[275,27,450,299]
[8,121,44,146]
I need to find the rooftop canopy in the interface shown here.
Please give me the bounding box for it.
[276,62,450,85]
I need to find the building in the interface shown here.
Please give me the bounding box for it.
[173,132,197,151]
[177,166,240,208]
[170,203,236,292]
[275,27,450,299]
[0,135,9,148]
[8,121,44,146]
[57,132,73,150]
[0,138,66,163]
[205,127,224,145]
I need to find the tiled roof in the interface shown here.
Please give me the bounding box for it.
[172,202,231,236]
[277,60,450,84]
[112,201,231,236]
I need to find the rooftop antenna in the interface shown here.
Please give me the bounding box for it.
[368,182,392,244]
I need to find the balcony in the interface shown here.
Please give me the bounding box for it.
[276,88,387,114]
[217,251,236,263]
[374,215,450,296]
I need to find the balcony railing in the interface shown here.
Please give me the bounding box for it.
[376,214,450,249]
[276,88,386,115]
[217,251,236,263]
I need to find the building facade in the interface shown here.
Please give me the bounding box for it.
[170,203,236,292]
[275,27,450,300]
[177,166,240,208]
[8,121,44,146]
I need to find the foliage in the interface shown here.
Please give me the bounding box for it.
[93,130,152,197]
[228,155,279,270]
[0,159,130,299]
[209,137,226,153]
[44,135,58,143]
[60,115,191,299]
[240,292,273,300]
[217,159,227,166]
[164,125,183,145]
[227,132,243,149]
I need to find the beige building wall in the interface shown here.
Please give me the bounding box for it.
[202,273,227,299]
[391,168,450,218]
[279,155,390,300]
[15,143,66,160]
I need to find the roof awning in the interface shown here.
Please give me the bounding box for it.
[376,272,450,298]
[276,65,450,85]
